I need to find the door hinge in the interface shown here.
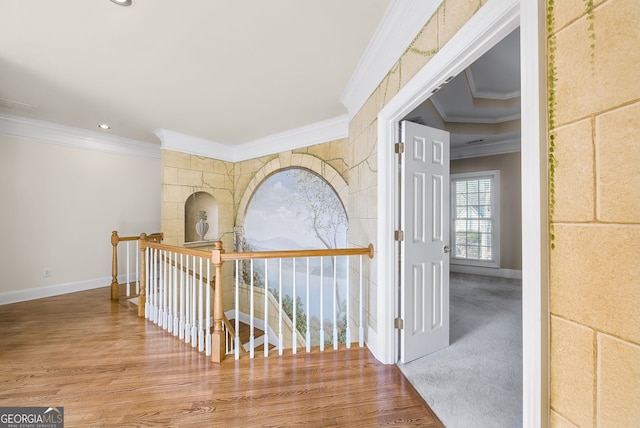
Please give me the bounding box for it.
[395,142,405,154]
[394,230,404,241]
[394,318,404,329]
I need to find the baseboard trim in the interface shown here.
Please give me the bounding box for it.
[0,277,110,305]
[450,265,522,279]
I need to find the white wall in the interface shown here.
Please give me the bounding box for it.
[0,134,160,302]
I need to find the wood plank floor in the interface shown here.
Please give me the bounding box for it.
[0,288,443,427]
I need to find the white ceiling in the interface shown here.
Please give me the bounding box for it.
[406,28,521,154]
[0,0,390,145]
[0,1,520,156]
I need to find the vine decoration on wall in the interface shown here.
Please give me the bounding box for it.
[547,0,558,249]
[547,0,599,250]
[585,0,596,66]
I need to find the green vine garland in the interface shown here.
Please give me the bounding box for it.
[547,0,558,249]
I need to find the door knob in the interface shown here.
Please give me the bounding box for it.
[444,245,450,253]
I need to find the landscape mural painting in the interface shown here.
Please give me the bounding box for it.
[240,167,349,345]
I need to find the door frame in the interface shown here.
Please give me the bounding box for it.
[373,0,548,426]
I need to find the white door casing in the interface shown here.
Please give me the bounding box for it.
[399,121,450,363]
[374,0,548,426]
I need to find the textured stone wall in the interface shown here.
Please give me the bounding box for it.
[348,0,489,334]
[160,150,235,250]
[548,0,640,425]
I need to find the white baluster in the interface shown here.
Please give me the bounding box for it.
[162,252,175,333]
[320,257,324,352]
[191,256,197,347]
[306,257,310,353]
[359,255,364,347]
[179,253,185,340]
[292,258,297,355]
[155,249,160,325]
[184,255,191,344]
[162,250,168,329]
[333,256,338,350]
[153,249,159,324]
[144,247,150,319]
[197,257,203,350]
[126,242,130,297]
[345,255,351,348]
[278,258,283,356]
[173,251,179,335]
[235,260,240,360]
[206,262,211,356]
[264,259,269,358]
[249,259,255,359]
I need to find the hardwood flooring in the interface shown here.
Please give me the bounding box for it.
[0,288,443,427]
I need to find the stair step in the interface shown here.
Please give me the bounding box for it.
[229,319,275,351]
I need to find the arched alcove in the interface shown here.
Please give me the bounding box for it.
[184,191,218,242]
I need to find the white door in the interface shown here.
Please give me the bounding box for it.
[399,120,450,364]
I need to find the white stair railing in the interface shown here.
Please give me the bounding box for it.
[141,243,214,358]
[110,231,162,300]
[136,238,374,362]
[225,245,374,360]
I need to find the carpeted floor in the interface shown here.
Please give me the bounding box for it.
[398,273,523,428]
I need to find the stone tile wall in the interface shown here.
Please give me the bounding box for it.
[548,0,640,425]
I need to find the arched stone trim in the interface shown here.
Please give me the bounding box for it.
[235,153,348,228]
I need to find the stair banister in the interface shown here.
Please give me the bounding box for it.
[211,241,225,363]
[110,231,119,300]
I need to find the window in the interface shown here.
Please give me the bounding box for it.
[451,171,500,268]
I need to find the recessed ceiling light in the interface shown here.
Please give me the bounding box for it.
[98,124,111,130]
[110,0,132,6]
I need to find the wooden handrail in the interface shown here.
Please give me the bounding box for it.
[220,244,375,261]
[111,231,163,300]
[134,237,375,363]
[139,240,212,259]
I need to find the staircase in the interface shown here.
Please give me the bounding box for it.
[229,319,276,353]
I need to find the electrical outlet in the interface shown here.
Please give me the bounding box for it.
[43,268,52,277]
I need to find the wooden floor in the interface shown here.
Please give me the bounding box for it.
[0,288,443,427]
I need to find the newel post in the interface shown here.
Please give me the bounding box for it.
[138,233,147,318]
[211,241,225,363]
[110,231,120,300]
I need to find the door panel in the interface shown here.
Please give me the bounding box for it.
[400,120,450,364]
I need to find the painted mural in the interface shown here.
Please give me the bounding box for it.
[240,167,349,345]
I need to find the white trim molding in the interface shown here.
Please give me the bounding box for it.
[0,277,111,306]
[451,138,520,159]
[340,0,444,116]
[0,113,160,160]
[375,0,547,426]
[155,114,349,163]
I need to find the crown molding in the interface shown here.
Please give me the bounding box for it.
[451,138,520,159]
[155,114,349,163]
[429,94,520,124]
[233,114,349,162]
[340,0,444,117]
[0,113,160,159]
[465,68,520,100]
[154,128,235,162]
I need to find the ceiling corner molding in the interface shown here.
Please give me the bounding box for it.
[451,138,520,159]
[154,129,235,162]
[233,114,349,162]
[464,69,521,100]
[340,0,444,116]
[156,114,349,163]
[0,113,160,159]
